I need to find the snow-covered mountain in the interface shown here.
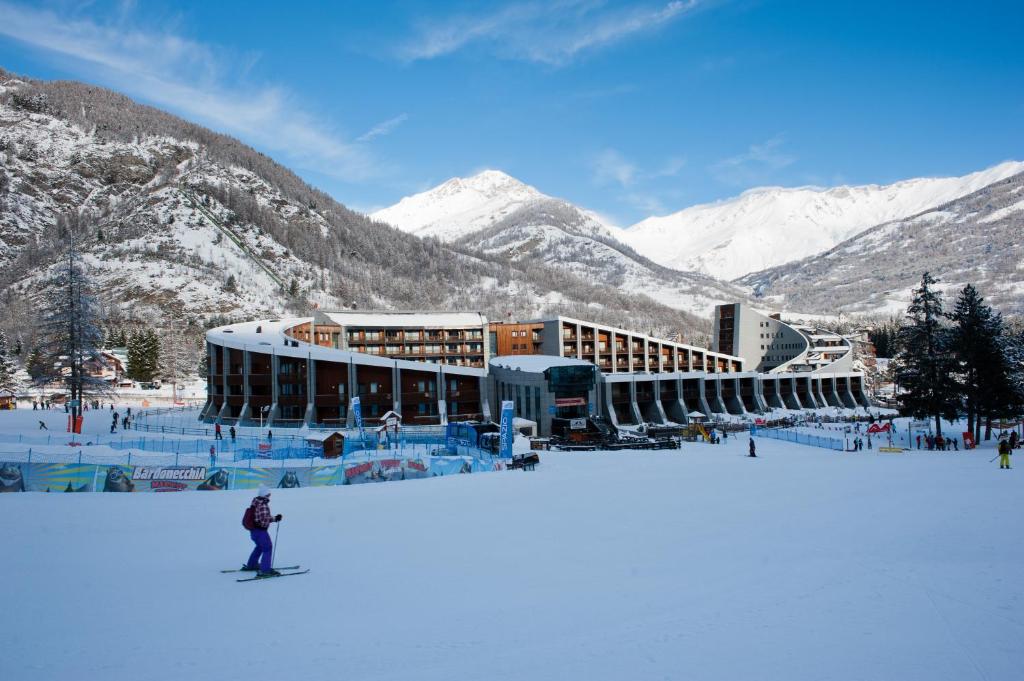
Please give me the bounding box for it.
[740,170,1024,316]
[374,171,752,319]
[619,161,1024,281]
[0,68,715,341]
[372,170,561,241]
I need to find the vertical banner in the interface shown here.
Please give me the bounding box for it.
[351,396,364,441]
[499,400,514,459]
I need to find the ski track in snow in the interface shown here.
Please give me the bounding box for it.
[1,410,1022,681]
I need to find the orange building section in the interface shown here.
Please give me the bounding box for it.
[285,321,342,348]
[490,322,543,356]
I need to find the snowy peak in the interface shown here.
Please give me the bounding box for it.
[372,169,547,240]
[619,161,1024,281]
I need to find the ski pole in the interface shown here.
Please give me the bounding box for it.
[989,454,1000,463]
[272,520,280,569]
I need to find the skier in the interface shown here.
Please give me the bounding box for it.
[748,438,757,457]
[1010,431,1019,450]
[215,423,222,440]
[38,420,47,430]
[267,429,273,442]
[242,485,283,577]
[209,445,216,468]
[229,426,236,442]
[998,436,1012,470]
[916,434,921,450]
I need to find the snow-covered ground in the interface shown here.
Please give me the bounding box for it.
[2,408,1021,680]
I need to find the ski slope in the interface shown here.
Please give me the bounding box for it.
[1,416,1022,680]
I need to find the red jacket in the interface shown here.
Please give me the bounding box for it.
[252,495,274,529]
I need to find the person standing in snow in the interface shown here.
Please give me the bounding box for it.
[998,436,1012,470]
[229,426,236,442]
[242,485,283,576]
[748,438,757,457]
[215,423,222,440]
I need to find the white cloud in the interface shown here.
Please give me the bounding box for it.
[0,1,379,182]
[592,148,638,187]
[712,135,796,186]
[397,0,699,66]
[355,113,409,143]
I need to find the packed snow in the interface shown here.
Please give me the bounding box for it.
[2,406,1022,681]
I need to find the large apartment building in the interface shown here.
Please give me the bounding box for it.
[286,311,489,369]
[490,316,744,374]
[713,303,854,373]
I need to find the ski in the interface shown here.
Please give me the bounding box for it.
[237,569,310,582]
[221,565,299,573]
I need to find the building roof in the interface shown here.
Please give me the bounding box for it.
[317,310,487,328]
[490,355,593,372]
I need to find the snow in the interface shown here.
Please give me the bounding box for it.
[978,197,1024,224]
[619,161,1024,280]
[372,170,549,240]
[490,354,593,371]
[2,407,1023,680]
[320,310,488,328]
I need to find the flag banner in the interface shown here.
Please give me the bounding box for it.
[499,400,514,459]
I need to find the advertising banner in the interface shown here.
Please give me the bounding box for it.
[499,400,514,459]
[0,456,488,494]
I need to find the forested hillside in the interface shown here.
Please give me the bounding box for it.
[0,67,714,353]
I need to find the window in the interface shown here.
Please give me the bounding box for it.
[369,382,379,394]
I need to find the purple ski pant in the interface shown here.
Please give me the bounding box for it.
[247,529,272,571]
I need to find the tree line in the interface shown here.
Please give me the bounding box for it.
[893,272,1024,441]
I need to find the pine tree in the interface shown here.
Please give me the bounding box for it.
[0,331,22,392]
[947,285,1003,440]
[25,347,46,380]
[127,329,161,381]
[894,272,959,436]
[224,274,237,293]
[35,228,108,418]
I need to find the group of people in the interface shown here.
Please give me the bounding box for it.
[915,434,959,451]
[213,422,237,441]
[109,408,133,433]
[851,436,873,451]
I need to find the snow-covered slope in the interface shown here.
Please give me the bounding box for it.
[619,161,1024,281]
[741,170,1024,316]
[372,170,553,241]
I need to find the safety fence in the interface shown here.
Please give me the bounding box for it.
[751,426,844,452]
[0,455,506,494]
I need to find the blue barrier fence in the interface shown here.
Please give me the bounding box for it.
[751,426,844,451]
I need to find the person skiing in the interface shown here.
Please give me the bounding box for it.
[242,485,283,576]
[748,438,756,457]
[998,436,1012,470]
[38,420,47,430]
[215,423,222,440]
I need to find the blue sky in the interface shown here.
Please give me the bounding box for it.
[1,0,1022,225]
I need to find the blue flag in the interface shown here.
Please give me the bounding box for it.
[499,400,514,459]
[351,396,364,438]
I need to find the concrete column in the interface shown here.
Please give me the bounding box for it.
[304,355,316,426]
[392,363,402,416]
[627,379,643,424]
[437,366,447,425]
[651,376,668,423]
[267,353,280,426]
[238,349,252,422]
[479,374,491,421]
[602,381,619,427]
[216,345,230,420]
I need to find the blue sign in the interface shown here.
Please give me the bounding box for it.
[351,396,364,437]
[499,400,514,459]
[588,402,595,414]
[548,405,556,415]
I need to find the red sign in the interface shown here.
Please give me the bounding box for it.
[867,423,890,434]
[554,397,586,407]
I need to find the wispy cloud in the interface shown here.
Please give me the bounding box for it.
[355,113,409,143]
[0,1,380,182]
[397,0,700,66]
[592,148,638,187]
[711,135,796,186]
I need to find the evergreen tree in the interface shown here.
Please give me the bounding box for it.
[894,272,959,436]
[25,347,46,380]
[947,285,1003,440]
[35,229,108,418]
[127,329,161,381]
[224,274,237,293]
[0,331,22,392]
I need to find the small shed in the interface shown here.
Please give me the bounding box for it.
[306,431,345,458]
[0,389,16,410]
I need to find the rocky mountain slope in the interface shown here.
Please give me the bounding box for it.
[618,162,1024,281]
[739,171,1024,316]
[0,67,713,344]
[373,171,752,318]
